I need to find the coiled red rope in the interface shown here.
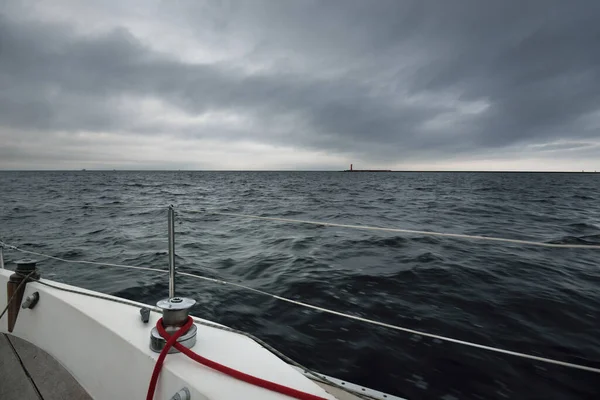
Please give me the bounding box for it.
[147,317,328,400]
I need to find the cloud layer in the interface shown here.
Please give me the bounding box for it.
[1,1,600,170]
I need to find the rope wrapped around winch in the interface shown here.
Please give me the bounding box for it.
[146,316,328,400]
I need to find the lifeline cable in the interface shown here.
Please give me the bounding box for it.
[181,209,600,249]
[2,241,599,374]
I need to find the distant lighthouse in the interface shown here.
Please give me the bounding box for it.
[343,163,392,172]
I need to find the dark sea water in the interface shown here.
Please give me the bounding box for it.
[1,171,600,400]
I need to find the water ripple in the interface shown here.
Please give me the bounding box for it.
[1,171,599,399]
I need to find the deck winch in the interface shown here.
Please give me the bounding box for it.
[149,297,197,353]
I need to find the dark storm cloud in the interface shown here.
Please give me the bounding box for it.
[406,2,600,148]
[1,0,600,167]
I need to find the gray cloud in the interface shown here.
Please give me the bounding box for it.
[1,1,600,169]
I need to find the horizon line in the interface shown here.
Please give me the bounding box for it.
[0,169,598,173]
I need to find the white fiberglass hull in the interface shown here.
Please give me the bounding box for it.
[0,269,338,400]
[0,269,401,400]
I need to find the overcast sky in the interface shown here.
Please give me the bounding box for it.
[1,1,599,170]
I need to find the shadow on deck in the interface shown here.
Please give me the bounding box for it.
[0,333,92,400]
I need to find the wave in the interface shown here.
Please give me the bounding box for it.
[550,235,600,246]
[567,222,599,231]
[572,194,595,200]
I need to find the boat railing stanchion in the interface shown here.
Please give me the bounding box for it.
[168,204,176,299]
[149,205,197,353]
[0,245,4,269]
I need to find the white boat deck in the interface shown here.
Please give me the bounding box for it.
[0,333,367,400]
[1,269,397,400]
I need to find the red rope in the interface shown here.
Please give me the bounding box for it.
[147,317,328,400]
[146,317,194,400]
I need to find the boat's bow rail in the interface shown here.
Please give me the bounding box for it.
[2,204,600,400]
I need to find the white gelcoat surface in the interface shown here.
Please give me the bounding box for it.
[0,270,337,400]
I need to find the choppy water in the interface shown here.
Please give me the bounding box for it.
[1,171,600,399]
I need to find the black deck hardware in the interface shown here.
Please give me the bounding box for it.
[140,307,150,323]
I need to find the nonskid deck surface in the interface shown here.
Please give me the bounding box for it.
[0,333,92,400]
